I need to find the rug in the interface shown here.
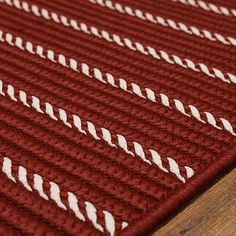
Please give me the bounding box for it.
[0,0,235,235]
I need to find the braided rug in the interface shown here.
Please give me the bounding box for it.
[0,0,235,235]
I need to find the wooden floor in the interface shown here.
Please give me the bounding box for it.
[154,168,236,236]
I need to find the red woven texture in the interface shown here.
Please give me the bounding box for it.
[0,0,235,235]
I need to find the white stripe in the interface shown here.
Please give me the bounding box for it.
[189,105,205,123]
[32,96,44,113]
[19,90,30,107]
[185,166,194,178]
[1,1,235,84]
[133,142,152,165]
[0,79,194,181]
[220,118,236,136]
[2,157,16,182]
[117,134,134,156]
[18,166,32,191]
[87,121,100,140]
[171,0,236,17]
[149,149,169,173]
[68,192,86,221]
[174,99,191,117]
[101,127,117,147]
[50,182,67,210]
[73,115,87,134]
[33,173,49,200]
[103,210,116,236]
[121,221,128,229]
[0,80,5,95]
[88,0,236,46]
[132,83,145,98]
[45,102,58,120]
[7,84,17,101]
[1,157,123,235]
[205,112,222,129]
[0,32,235,136]
[59,108,72,127]
[167,157,186,183]
[85,201,104,232]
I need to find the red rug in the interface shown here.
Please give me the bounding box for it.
[0,0,235,235]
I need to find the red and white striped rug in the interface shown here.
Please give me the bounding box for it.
[0,0,235,235]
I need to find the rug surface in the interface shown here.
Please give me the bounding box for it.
[0,0,235,235]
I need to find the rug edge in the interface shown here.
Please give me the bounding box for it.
[122,142,236,236]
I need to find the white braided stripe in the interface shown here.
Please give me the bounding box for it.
[1,30,235,137]
[0,79,194,183]
[1,156,128,235]
[1,0,236,84]
[171,0,236,17]
[88,0,236,47]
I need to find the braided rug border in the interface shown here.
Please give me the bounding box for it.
[123,143,236,235]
